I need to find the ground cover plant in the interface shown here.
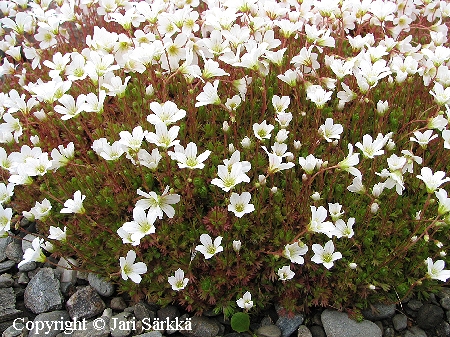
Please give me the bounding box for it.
[0,0,449,320]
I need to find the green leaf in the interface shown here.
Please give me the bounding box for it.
[231,312,250,333]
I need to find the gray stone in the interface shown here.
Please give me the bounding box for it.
[180,316,219,337]
[407,300,423,311]
[17,272,29,285]
[71,316,110,337]
[88,273,115,297]
[441,297,450,310]
[438,289,450,299]
[0,235,12,262]
[309,325,326,337]
[0,260,15,273]
[28,310,70,337]
[362,304,396,321]
[0,287,21,322]
[18,261,37,272]
[392,314,408,331]
[255,324,281,337]
[416,303,444,330]
[21,234,37,253]
[0,273,14,288]
[56,258,77,284]
[134,302,155,322]
[276,313,303,337]
[404,326,427,337]
[383,327,395,337]
[134,332,164,337]
[5,243,22,263]
[321,309,382,337]
[66,286,106,320]
[110,297,127,311]
[436,321,450,337]
[2,321,26,337]
[24,268,63,314]
[157,305,179,321]
[297,325,312,337]
[110,312,132,337]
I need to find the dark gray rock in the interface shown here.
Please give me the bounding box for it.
[18,261,37,272]
[56,258,77,285]
[407,300,423,311]
[404,326,427,337]
[392,314,408,331]
[134,332,164,337]
[0,235,12,262]
[436,321,450,337]
[255,324,281,337]
[2,320,26,337]
[71,316,110,337]
[28,310,70,337]
[362,304,396,321]
[416,304,444,330]
[88,273,115,297]
[441,297,450,310]
[157,305,179,321]
[21,234,37,253]
[66,286,106,320]
[437,289,450,299]
[276,312,303,337]
[383,327,395,337]
[309,325,326,337]
[17,272,29,285]
[134,302,155,322]
[24,268,63,314]
[180,316,219,337]
[110,297,127,311]
[110,312,132,337]
[0,273,14,288]
[0,260,15,273]
[321,309,382,337]
[5,243,22,263]
[0,287,21,323]
[297,325,313,337]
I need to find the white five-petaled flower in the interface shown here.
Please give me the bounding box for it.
[195,80,221,107]
[145,123,180,150]
[426,257,450,282]
[308,206,335,237]
[278,265,295,281]
[48,226,67,241]
[195,234,223,259]
[237,291,253,310]
[136,186,180,219]
[121,206,157,245]
[331,218,355,238]
[355,134,385,159]
[0,205,12,232]
[337,144,361,178]
[228,192,255,218]
[147,101,186,126]
[211,163,250,192]
[410,130,438,148]
[311,240,342,269]
[416,167,450,193]
[318,118,343,142]
[60,190,86,214]
[18,237,47,267]
[283,241,308,264]
[168,143,211,169]
[253,121,274,140]
[168,268,189,291]
[120,250,147,283]
[435,189,450,215]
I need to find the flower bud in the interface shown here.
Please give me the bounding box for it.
[286,153,294,162]
[424,234,429,242]
[440,251,446,257]
[293,140,302,150]
[233,240,241,252]
[386,139,395,151]
[376,100,389,115]
[270,187,278,194]
[370,202,379,213]
[368,284,376,290]
[349,262,357,269]
[241,137,251,148]
[145,84,154,97]
[228,144,235,153]
[311,192,321,201]
[302,173,308,181]
[223,121,230,132]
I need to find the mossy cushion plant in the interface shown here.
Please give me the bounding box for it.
[0,0,449,322]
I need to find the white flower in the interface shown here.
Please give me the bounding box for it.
[120,250,147,283]
[60,190,85,214]
[435,189,450,215]
[0,205,12,232]
[347,176,366,194]
[168,143,211,170]
[331,218,355,238]
[253,121,274,140]
[145,123,180,150]
[308,206,335,237]
[0,183,14,204]
[355,134,385,159]
[328,203,344,221]
[337,144,361,178]
[278,265,295,281]
[195,80,221,107]
[195,234,223,259]
[121,207,157,245]
[298,154,321,175]
[311,240,342,269]
[417,167,450,193]
[136,186,180,219]
[318,118,343,142]
[48,226,67,241]
[228,192,254,218]
[283,241,308,264]
[306,85,332,109]
[18,237,46,267]
[426,257,450,282]
[147,101,186,126]
[237,291,253,310]
[410,130,438,148]
[211,163,250,192]
[168,268,189,291]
